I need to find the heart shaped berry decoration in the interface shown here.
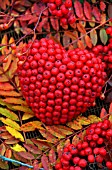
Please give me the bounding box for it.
[17,38,107,125]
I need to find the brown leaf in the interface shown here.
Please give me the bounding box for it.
[41,154,49,170]
[23,144,42,154]
[63,34,71,47]
[74,0,83,18]
[50,17,59,31]
[0,126,6,132]
[85,35,92,48]
[84,1,92,19]
[14,5,26,12]
[92,6,101,21]
[0,131,12,139]
[100,1,106,11]
[0,143,6,156]
[77,23,86,34]
[39,129,58,143]
[46,126,66,139]
[31,139,50,150]
[18,151,35,160]
[108,4,112,19]
[5,137,19,144]
[13,151,28,163]
[5,149,12,158]
[77,40,85,50]
[49,149,56,166]
[0,160,9,170]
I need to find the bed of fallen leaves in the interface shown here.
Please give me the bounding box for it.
[0,0,112,170]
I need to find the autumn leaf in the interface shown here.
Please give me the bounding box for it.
[4,137,19,145]
[0,118,21,131]
[72,135,80,145]
[100,28,108,45]
[3,97,27,105]
[54,125,73,135]
[0,74,9,82]
[6,126,24,142]
[0,131,12,139]
[31,139,50,150]
[88,115,101,123]
[77,23,86,34]
[41,154,49,170]
[8,58,18,78]
[18,151,34,160]
[100,1,106,11]
[23,144,42,154]
[64,31,78,40]
[22,112,35,120]
[57,142,64,159]
[76,116,91,125]
[77,40,85,50]
[109,103,112,114]
[5,149,12,159]
[85,35,92,48]
[67,120,82,130]
[0,82,14,90]
[0,90,21,97]
[108,4,112,19]
[92,6,101,21]
[12,105,33,113]
[90,29,98,46]
[0,160,9,170]
[100,108,108,120]
[20,122,36,132]
[74,0,83,18]
[89,16,95,27]
[46,126,66,139]
[1,34,8,55]
[49,149,56,166]
[39,129,58,143]
[0,108,19,121]
[0,143,6,156]
[84,1,92,19]
[50,17,59,31]
[11,144,26,152]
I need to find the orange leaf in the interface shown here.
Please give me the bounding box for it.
[77,40,85,50]
[0,90,21,96]
[1,34,8,55]
[65,31,78,40]
[0,132,12,139]
[57,142,64,159]
[85,35,92,48]
[4,137,19,144]
[46,126,66,139]
[0,74,9,82]
[0,82,14,90]
[0,143,6,156]
[101,13,106,24]
[77,23,86,34]
[5,149,12,158]
[72,135,80,145]
[8,58,18,78]
[3,97,27,105]
[31,139,50,150]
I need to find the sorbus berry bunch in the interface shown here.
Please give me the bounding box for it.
[42,0,76,25]
[17,38,107,125]
[92,40,112,71]
[55,119,112,170]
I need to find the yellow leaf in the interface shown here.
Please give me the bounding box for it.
[67,120,82,130]
[89,16,95,27]
[3,97,27,105]
[53,125,73,135]
[0,118,21,131]
[22,112,35,120]
[31,121,44,130]
[0,107,19,121]
[76,116,91,125]
[11,144,26,152]
[0,90,21,96]
[72,135,80,145]
[1,34,8,55]
[88,115,101,123]
[12,105,33,113]
[3,54,12,72]
[9,37,15,45]
[6,126,24,142]
[109,115,112,123]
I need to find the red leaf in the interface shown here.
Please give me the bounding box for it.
[100,108,108,120]
[49,149,56,165]
[41,154,49,170]
[33,160,39,170]
[50,17,59,31]
[18,15,33,21]
[31,3,41,15]
[100,1,106,11]
[92,6,101,21]
[74,0,83,18]
[84,1,92,19]
[28,16,38,25]
[18,151,35,160]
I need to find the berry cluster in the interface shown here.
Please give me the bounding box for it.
[42,0,76,25]
[17,38,107,125]
[55,119,112,170]
[92,39,112,71]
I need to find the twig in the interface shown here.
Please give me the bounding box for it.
[0,155,33,168]
[64,18,111,48]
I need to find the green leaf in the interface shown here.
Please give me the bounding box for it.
[90,29,98,46]
[0,108,19,121]
[100,28,108,45]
